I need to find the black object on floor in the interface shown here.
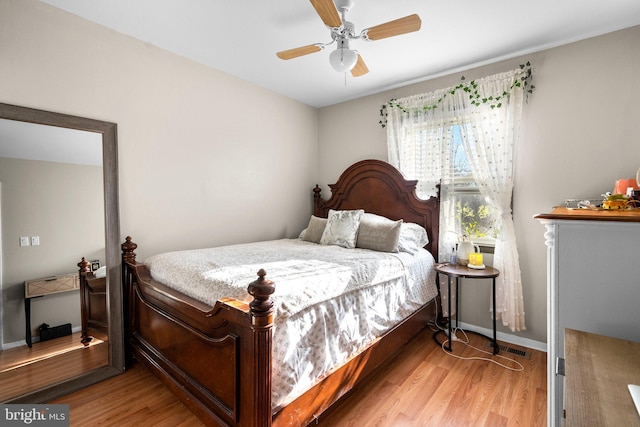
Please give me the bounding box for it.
[39,323,72,342]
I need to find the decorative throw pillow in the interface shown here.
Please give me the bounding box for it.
[299,215,327,243]
[319,209,364,249]
[356,213,402,252]
[398,222,429,254]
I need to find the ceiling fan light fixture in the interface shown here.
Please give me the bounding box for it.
[278,0,420,78]
[329,47,358,72]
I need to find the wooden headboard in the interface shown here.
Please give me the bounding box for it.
[313,159,440,259]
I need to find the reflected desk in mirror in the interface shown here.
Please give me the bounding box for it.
[24,273,79,347]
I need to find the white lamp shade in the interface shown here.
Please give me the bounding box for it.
[329,48,358,72]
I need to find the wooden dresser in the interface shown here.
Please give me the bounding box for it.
[564,329,640,427]
[535,208,640,427]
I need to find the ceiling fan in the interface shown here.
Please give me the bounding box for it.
[276,0,421,77]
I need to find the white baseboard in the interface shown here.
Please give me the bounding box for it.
[457,321,547,353]
[2,339,27,350]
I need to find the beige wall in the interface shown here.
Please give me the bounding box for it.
[317,26,640,345]
[0,157,104,343]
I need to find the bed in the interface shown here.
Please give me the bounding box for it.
[121,159,441,427]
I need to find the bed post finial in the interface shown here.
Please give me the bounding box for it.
[122,236,138,264]
[313,185,323,216]
[248,269,275,322]
[78,257,91,274]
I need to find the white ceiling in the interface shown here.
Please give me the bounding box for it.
[41,0,640,108]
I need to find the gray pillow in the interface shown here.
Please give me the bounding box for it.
[299,215,327,243]
[356,213,402,252]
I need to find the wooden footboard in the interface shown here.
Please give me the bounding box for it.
[122,237,274,427]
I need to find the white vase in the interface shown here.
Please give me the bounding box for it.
[457,237,480,266]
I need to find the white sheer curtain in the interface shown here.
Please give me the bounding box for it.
[387,69,526,332]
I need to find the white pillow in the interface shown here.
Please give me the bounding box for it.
[94,265,107,278]
[356,213,402,252]
[398,222,429,254]
[320,209,364,249]
[298,215,327,243]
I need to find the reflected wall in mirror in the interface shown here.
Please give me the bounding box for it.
[0,103,123,403]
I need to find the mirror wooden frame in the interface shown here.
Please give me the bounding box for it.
[0,102,124,402]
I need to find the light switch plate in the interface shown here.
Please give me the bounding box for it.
[19,236,30,247]
[31,236,40,246]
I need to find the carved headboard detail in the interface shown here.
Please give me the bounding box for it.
[313,159,440,259]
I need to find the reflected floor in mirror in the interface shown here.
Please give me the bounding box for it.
[0,330,108,401]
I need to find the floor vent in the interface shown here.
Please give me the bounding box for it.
[486,342,531,359]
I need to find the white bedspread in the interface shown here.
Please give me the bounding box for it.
[145,239,438,409]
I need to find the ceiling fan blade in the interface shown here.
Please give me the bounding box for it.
[309,0,342,28]
[351,54,369,77]
[365,14,422,40]
[276,44,322,60]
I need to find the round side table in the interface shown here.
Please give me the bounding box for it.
[434,263,501,354]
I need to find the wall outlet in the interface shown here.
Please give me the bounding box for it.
[19,236,30,247]
[31,236,40,246]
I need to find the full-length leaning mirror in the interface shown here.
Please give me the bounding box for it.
[0,102,123,403]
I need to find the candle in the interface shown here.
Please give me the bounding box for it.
[469,252,483,266]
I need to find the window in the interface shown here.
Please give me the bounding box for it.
[446,125,497,246]
[407,122,497,247]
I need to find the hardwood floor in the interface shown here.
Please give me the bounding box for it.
[50,328,546,426]
[319,329,546,426]
[51,359,203,426]
[0,331,108,401]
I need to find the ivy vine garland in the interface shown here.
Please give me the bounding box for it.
[379,62,534,128]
